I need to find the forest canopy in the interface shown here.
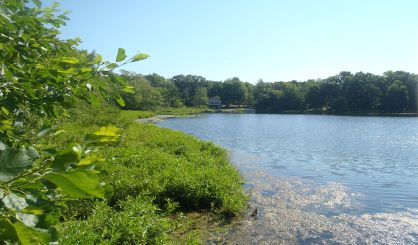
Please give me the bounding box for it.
[120,70,418,113]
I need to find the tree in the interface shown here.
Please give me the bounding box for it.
[221,78,248,106]
[305,85,322,108]
[121,72,183,108]
[342,72,382,111]
[281,83,304,110]
[208,81,223,98]
[329,96,348,113]
[121,74,165,110]
[254,90,284,112]
[384,71,418,111]
[171,75,207,106]
[244,82,255,106]
[192,87,208,107]
[145,73,168,87]
[383,80,409,112]
[162,82,183,107]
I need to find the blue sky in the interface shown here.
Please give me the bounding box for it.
[48,0,418,83]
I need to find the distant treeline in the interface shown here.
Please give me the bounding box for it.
[120,70,418,113]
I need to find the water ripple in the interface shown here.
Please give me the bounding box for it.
[159,114,418,243]
[223,169,418,244]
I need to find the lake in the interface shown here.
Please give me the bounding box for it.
[159,113,418,244]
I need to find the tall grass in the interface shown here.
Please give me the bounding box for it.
[51,103,246,243]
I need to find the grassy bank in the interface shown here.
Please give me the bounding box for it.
[49,104,246,243]
[121,107,210,121]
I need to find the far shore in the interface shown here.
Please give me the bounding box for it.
[133,108,418,124]
[262,110,418,117]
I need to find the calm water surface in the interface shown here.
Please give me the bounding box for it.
[158,113,418,244]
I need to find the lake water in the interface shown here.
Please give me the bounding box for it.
[158,113,418,244]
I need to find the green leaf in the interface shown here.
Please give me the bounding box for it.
[38,212,60,228]
[14,222,50,245]
[115,94,125,107]
[42,7,54,14]
[26,147,40,159]
[110,73,126,85]
[57,67,77,74]
[80,67,92,72]
[60,57,80,64]
[31,0,41,8]
[37,122,54,138]
[94,126,120,137]
[50,145,82,171]
[44,170,105,199]
[1,107,9,115]
[122,85,135,93]
[88,126,120,145]
[52,130,65,136]
[0,147,33,182]
[0,219,18,242]
[132,53,150,62]
[2,193,28,211]
[15,181,44,191]
[78,154,102,168]
[22,207,44,215]
[106,63,118,70]
[94,54,102,64]
[116,48,127,62]
[16,213,38,228]
[36,127,54,138]
[0,120,13,131]
[3,67,14,82]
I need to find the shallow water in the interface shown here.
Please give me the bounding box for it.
[158,113,418,244]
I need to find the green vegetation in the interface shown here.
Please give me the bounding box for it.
[0,1,245,243]
[2,0,414,243]
[119,70,417,114]
[119,73,255,110]
[0,0,141,242]
[53,105,246,243]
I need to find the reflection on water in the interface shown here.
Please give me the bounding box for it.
[224,153,418,244]
[158,113,418,244]
[227,156,418,244]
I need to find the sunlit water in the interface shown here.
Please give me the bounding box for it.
[158,113,418,244]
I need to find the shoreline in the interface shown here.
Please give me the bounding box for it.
[127,109,418,124]
[157,117,418,244]
[254,110,418,117]
[134,114,180,124]
[132,112,252,242]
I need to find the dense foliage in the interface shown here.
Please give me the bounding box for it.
[120,73,254,109]
[0,1,246,243]
[0,0,148,243]
[121,71,417,114]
